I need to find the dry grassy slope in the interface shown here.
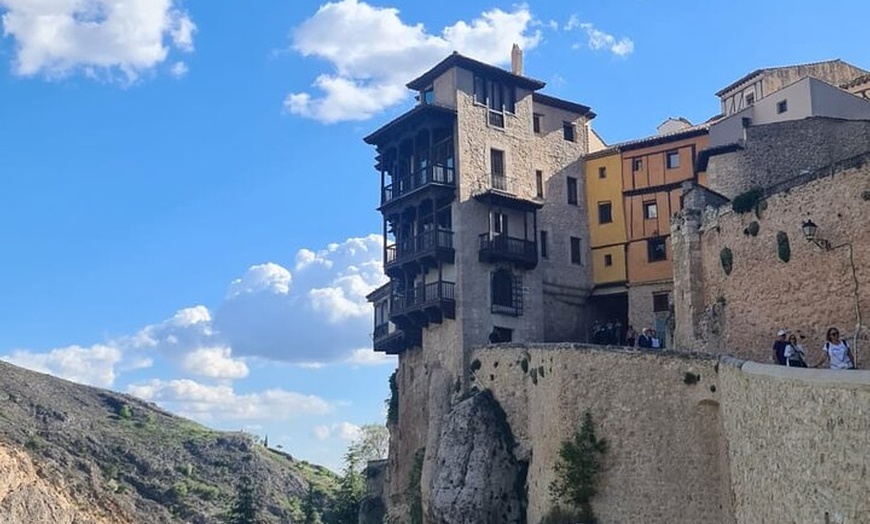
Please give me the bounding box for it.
[0,360,338,523]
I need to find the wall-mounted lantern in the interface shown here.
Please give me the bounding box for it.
[801,219,831,250]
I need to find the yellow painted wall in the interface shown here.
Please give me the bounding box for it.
[585,151,627,286]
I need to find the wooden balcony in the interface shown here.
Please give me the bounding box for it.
[478,234,538,269]
[381,164,455,208]
[390,280,456,327]
[384,229,454,276]
[372,323,422,355]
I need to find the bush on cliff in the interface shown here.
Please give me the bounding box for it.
[549,411,608,524]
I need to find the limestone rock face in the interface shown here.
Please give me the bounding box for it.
[429,391,526,524]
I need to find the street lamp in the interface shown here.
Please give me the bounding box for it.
[801,219,831,250]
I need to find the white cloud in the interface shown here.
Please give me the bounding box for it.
[2,344,123,387]
[169,61,188,78]
[180,347,249,380]
[286,0,541,123]
[128,378,334,421]
[227,262,292,298]
[313,421,361,441]
[0,0,196,81]
[345,348,395,366]
[570,20,634,57]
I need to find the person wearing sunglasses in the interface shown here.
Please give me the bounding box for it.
[819,327,855,370]
[783,333,808,368]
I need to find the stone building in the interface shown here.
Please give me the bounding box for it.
[363,49,596,517]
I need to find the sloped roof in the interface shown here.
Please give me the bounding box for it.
[532,92,595,118]
[714,59,868,96]
[406,51,546,91]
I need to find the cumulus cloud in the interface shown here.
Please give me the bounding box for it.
[565,16,634,57]
[313,421,361,441]
[180,347,249,380]
[128,378,334,422]
[215,234,387,363]
[0,0,196,81]
[286,0,541,123]
[2,344,123,387]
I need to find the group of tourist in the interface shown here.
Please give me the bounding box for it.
[771,327,856,369]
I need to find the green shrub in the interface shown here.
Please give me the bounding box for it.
[386,370,399,425]
[745,221,759,237]
[776,231,791,263]
[550,412,608,524]
[719,247,733,276]
[408,448,425,524]
[119,404,132,420]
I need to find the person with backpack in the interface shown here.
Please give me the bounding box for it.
[819,327,855,370]
[783,333,808,368]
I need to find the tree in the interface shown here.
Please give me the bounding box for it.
[225,475,260,524]
[549,411,608,524]
[345,424,389,473]
[302,484,323,524]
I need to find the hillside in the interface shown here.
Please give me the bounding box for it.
[0,360,338,523]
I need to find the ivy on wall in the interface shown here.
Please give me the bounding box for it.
[720,247,733,275]
[732,187,764,214]
[776,231,791,262]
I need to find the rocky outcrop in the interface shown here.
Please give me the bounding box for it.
[429,391,526,524]
[359,459,387,524]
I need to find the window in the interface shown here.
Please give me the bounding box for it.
[489,326,513,343]
[422,87,435,104]
[777,99,788,114]
[598,166,606,179]
[563,121,576,142]
[533,113,542,134]
[666,151,680,169]
[474,74,516,129]
[632,158,643,172]
[647,237,667,262]
[535,170,544,198]
[570,236,582,265]
[567,177,578,205]
[491,269,523,316]
[540,230,548,258]
[745,92,755,106]
[643,201,658,219]
[491,149,506,190]
[492,211,509,236]
[598,202,613,224]
[653,292,670,313]
[604,254,613,267]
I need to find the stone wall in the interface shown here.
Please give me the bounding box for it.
[706,117,870,199]
[675,154,870,363]
[718,358,870,524]
[463,344,870,524]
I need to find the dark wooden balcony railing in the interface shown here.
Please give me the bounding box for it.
[372,323,422,354]
[392,281,455,316]
[478,233,538,268]
[382,164,455,205]
[491,172,508,191]
[372,323,390,341]
[385,230,454,269]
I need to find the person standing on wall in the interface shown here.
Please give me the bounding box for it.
[783,333,808,368]
[625,325,637,348]
[817,327,856,370]
[637,328,652,349]
[772,329,788,365]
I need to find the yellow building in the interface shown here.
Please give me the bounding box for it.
[585,147,627,290]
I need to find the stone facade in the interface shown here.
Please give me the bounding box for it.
[706,117,870,199]
[673,153,870,363]
[464,344,870,524]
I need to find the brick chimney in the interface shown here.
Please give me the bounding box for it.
[511,43,523,75]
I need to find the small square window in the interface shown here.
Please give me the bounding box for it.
[598,202,613,224]
[598,166,606,178]
[745,92,755,106]
[643,201,658,219]
[777,99,788,114]
[666,151,680,169]
[489,326,513,343]
[633,158,643,172]
[422,87,435,104]
[604,254,613,267]
[535,170,544,198]
[567,177,578,205]
[570,236,582,265]
[653,292,670,312]
[563,122,575,142]
[533,113,542,134]
[647,237,667,262]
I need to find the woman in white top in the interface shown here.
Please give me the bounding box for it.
[783,333,807,367]
[820,327,855,370]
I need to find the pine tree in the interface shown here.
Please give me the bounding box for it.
[225,475,259,524]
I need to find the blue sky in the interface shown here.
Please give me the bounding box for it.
[0,0,867,471]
